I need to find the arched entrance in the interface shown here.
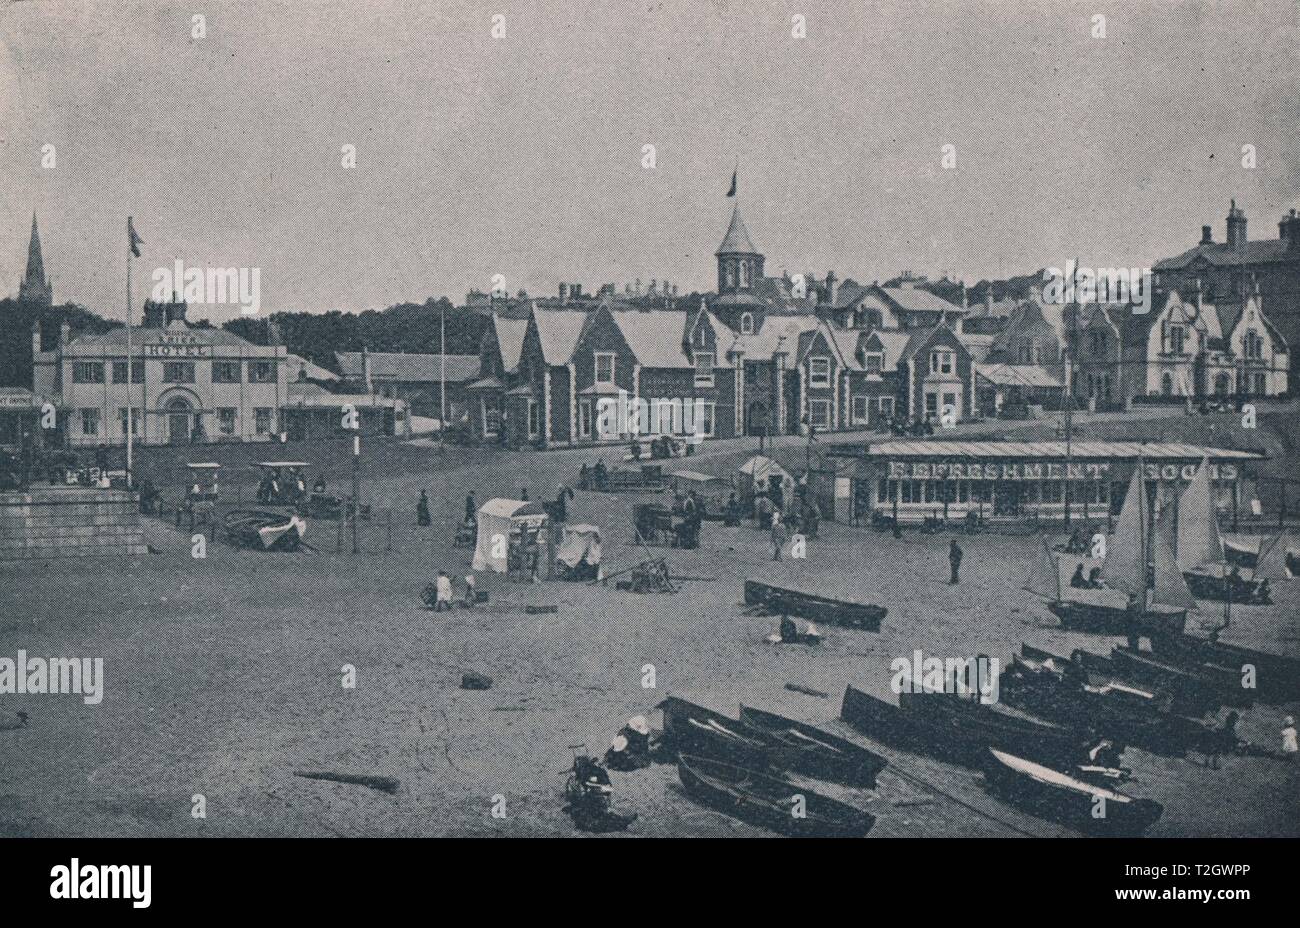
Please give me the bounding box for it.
[167,398,192,445]
[746,401,769,436]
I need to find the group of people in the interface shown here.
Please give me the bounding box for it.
[427,570,477,611]
[877,414,936,437]
[578,460,609,492]
[256,466,315,505]
[1069,562,1105,589]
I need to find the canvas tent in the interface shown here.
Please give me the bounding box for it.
[471,498,547,572]
[555,523,602,579]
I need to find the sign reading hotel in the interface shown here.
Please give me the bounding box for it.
[886,460,1237,482]
[143,333,212,358]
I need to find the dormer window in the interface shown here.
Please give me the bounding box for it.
[930,350,954,375]
[740,312,754,335]
[864,351,883,374]
[595,352,615,384]
[693,324,707,348]
[694,352,714,386]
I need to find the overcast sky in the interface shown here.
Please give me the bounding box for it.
[2,0,1298,322]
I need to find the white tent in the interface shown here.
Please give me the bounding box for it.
[471,498,547,572]
[738,455,791,489]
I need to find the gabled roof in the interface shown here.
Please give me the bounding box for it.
[335,351,481,382]
[490,315,529,373]
[286,353,338,381]
[716,203,760,255]
[1154,239,1297,271]
[728,314,821,359]
[61,320,268,352]
[610,308,692,369]
[863,329,913,367]
[899,322,965,364]
[958,332,997,363]
[877,286,966,317]
[530,306,590,366]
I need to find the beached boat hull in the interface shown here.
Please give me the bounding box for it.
[738,705,887,788]
[1047,600,1186,636]
[744,579,885,630]
[658,697,771,769]
[839,686,1084,768]
[1183,570,1270,605]
[982,749,1163,836]
[1111,646,1252,708]
[677,754,874,838]
[1151,635,1300,703]
[223,510,306,551]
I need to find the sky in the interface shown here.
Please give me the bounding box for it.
[2,0,1298,323]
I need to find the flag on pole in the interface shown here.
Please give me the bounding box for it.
[725,168,737,198]
[127,217,144,257]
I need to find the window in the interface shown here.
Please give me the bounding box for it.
[164,361,195,383]
[1161,372,1173,396]
[809,399,831,431]
[942,392,957,416]
[1253,372,1266,396]
[738,261,749,288]
[740,313,754,335]
[594,353,615,384]
[925,392,939,418]
[1244,331,1263,359]
[73,362,105,384]
[694,352,714,387]
[527,400,541,437]
[578,401,592,438]
[725,263,735,288]
[930,350,954,375]
[852,395,870,424]
[217,408,237,436]
[111,361,144,384]
[213,361,241,383]
[80,408,100,436]
[693,325,707,348]
[254,407,273,435]
[117,408,141,436]
[878,396,895,417]
[864,352,883,374]
[808,357,830,388]
[248,361,275,383]
[1169,324,1185,355]
[687,401,716,438]
[701,402,715,437]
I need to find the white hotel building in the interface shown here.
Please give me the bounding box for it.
[33,300,287,447]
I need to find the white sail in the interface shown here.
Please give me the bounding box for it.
[1152,515,1198,610]
[1175,458,1223,572]
[1254,533,1294,581]
[1101,462,1146,600]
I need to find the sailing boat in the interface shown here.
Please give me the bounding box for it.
[1049,454,1193,635]
[1171,459,1271,604]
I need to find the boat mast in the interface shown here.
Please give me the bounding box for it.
[1062,272,1077,530]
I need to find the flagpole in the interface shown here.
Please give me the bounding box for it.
[126,224,133,481]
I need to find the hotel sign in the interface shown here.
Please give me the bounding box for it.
[886,460,1237,481]
[144,334,211,358]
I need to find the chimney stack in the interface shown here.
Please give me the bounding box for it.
[1279,209,1300,251]
[1201,225,1213,245]
[1226,199,1247,250]
[559,282,569,304]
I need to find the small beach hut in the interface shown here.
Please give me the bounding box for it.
[471,498,547,572]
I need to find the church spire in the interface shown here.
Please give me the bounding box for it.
[19,213,53,306]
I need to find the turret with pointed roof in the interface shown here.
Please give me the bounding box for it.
[18,213,53,307]
[715,202,764,295]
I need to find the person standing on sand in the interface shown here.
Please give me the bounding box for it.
[433,571,453,611]
[948,539,963,584]
[417,490,432,526]
[1283,716,1297,760]
[465,491,477,525]
[771,511,787,561]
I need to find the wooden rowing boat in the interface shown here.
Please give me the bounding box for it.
[982,748,1163,836]
[838,686,1084,768]
[658,697,771,769]
[676,754,875,838]
[1152,634,1300,703]
[1001,655,1195,757]
[744,579,885,631]
[1111,646,1252,708]
[738,705,887,788]
[223,509,306,551]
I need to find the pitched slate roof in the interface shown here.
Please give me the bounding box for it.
[878,286,966,317]
[286,353,338,381]
[530,306,590,366]
[491,316,529,373]
[60,320,272,354]
[1154,238,1297,271]
[716,203,760,255]
[728,314,822,359]
[610,308,692,369]
[864,330,913,368]
[335,351,481,382]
